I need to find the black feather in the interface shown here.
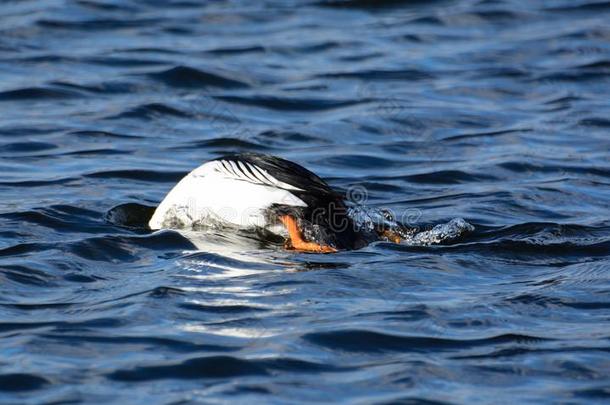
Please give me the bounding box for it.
[221,153,342,206]
[218,153,367,249]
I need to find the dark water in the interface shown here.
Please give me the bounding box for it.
[1,0,610,403]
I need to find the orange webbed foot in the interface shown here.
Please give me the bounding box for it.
[279,215,337,254]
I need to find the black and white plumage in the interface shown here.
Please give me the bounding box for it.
[149,153,367,250]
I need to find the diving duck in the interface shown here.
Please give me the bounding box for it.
[148,153,401,252]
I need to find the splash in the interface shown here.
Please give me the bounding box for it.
[347,205,398,233]
[347,205,474,246]
[402,218,475,246]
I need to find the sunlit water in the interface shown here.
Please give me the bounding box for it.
[1,0,609,403]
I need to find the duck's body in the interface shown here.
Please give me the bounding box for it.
[149,153,369,252]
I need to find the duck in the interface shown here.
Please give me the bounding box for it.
[148,153,402,252]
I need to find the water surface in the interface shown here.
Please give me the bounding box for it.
[1,0,609,403]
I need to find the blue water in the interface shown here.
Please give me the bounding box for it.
[1,0,610,403]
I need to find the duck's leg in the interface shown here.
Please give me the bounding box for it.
[279,215,337,253]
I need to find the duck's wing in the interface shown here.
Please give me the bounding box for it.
[219,153,342,205]
[149,157,308,230]
[225,154,368,250]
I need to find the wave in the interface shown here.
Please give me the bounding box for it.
[2,0,610,402]
[318,0,437,9]
[84,169,185,182]
[215,95,361,111]
[0,87,81,101]
[36,17,163,30]
[0,373,49,392]
[316,68,433,80]
[147,66,250,89]
[1,141,56,153]
[109,103,192,120]
[168,137,271,152]
[379,222,610,264]
[107,355,347,381]
[303,329,550,352]
[68,130,146,139]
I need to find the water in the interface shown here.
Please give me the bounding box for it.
[1,0,609,403]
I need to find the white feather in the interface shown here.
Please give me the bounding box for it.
[148,160,306,231]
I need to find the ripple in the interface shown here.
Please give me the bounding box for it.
[506,293,610,310]
[82,56,169,67]
[41,333,235,353]
[498,162,610,179]
[452,345,610,360]
[85,169,185,182]
[110,103,192,120]
[75,0,139,12]
[573,386,610,399]
[179,302,270,314]
[0,264,54,286]
[1,205,106,234]
[0,242,52,259]
[0,374,50,392]
[107,355,346,382]
[169,137,270,152]
[105,203,156,229]
[0,177,77,187]
[205,45,266,56]
[0,141,56,153]
[1,0,610,402]
[444,128,530,141]
[51,80,141,95]
[215,95,360,111]
[304,330,550,352]
[107,356,269,381]
[66,233,192,262]
[381,222,610,262]
[323,154,395,168]
[148,66,249,89]
[317,68,433,81]
[548,1,610,12]
[404,170,498,184]
[578,117,610,128]
[37,17,163,30]
[0,87,80,101]
[0,318,124,334]
[68,130,145,139]
[319,0,433,9]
